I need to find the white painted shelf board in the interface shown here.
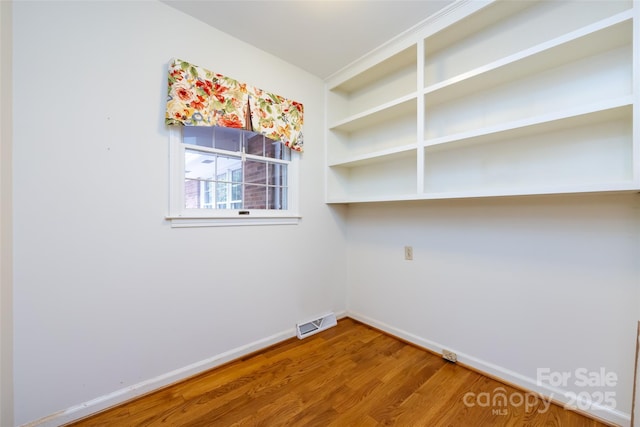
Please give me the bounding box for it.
[419,182,640,201]
[328,145,416,168]
[423,11,632,106]
[326,193,422,204]
[327,183,640,204]
[423,97,634,149]
[329,93,418,133]
[329,45,417,93]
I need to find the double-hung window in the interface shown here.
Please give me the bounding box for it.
[164,59,303,226]
[168,126,299,227]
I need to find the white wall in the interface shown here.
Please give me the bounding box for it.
[1,1,14,426]
[11,1,639,426]
[347,193,640,426]
[12,1,347,425]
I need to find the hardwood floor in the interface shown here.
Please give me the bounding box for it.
[68,318,609,426]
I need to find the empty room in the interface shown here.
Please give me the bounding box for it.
[1,0,639,426]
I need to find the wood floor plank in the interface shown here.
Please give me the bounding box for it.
[390,363,480,426]
[368,355,447,424]
[67,318,612,427]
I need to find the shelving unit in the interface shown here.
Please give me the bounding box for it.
[325,0,638,204]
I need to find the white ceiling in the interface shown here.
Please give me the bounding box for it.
[161,0,455,79]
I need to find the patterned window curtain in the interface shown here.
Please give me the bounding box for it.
[165,58,304,152]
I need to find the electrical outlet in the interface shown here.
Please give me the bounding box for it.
[442,349,457,363]
[404,246,413,260]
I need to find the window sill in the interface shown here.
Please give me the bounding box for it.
[166,214,301,228]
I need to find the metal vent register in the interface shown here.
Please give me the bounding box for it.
[296,312,337,339]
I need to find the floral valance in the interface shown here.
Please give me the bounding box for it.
[165,58,304,152]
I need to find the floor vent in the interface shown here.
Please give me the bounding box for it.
[296,312,337,339]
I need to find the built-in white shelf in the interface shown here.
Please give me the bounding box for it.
[423,106,633,196]
[329,94,417,133]
[327,45,417,126]
[424,97,633,149]
[423,12,632,107]
[330,45,417,94]
[328,145,416,168]
[327,148,417,202]
[423,0,632,87]
[325,0,638,204]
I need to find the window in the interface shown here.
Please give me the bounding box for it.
[168,126,300,227]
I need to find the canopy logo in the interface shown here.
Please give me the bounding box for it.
[462,387,552,416]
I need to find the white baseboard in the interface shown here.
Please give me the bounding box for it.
[347,311,630,427]
[24,310,348,427]
[27,310,623,427]
[23,330,295,427]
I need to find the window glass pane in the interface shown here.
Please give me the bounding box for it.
[216,180,243,209]
[231,168,243,183]
[213,127,242,152]
[185,149,215,180]
[202,181,214,208]
[214,158,242,209]
[245,131,290,160]
[269,187,287,210]
[231,183,242,203]
[265,139,286,160]
[268,163,288,186]
[270,140,291,161]
[217,155,242,180]
[244,185,267,209]
[245,159,267,185]
[215,180,227,207]
[185,179,202,209]
[183,126,214,148]
[216,182,229,209]
[246,133,265,156]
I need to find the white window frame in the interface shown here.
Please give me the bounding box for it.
[166,127,301,227]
